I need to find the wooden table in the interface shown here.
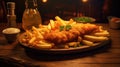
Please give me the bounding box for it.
[0,23,120,67]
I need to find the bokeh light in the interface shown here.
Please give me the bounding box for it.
[42,0,47,3]
[82,0,88,3]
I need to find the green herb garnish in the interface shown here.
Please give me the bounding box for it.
[59,25,72,31]
[60,26,65,31]
[65,25,72,31]
[74,17,94,22]
[79,44,83,46]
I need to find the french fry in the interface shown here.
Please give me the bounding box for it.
[70,22,76,26]
[55,16,66,25]
[50,20,55,29]
[32,26,43,39]
[48,23,51,30]
[68,42,79,47]
[29,37,36,44]
[36,44,52,49]
[93,30,110,37]
[84,35,108,42]
[36,41,53,49]
[26,30,32,38]
[68,19,76,25]
[82,40,94,46]
[39,24,43,28]
[98,26,104,32]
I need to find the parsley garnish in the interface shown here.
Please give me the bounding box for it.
[65,25,72,31]
[59,25,72,31]
[60,26,65,31]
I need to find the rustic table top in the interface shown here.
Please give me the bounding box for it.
[0,23,120,67]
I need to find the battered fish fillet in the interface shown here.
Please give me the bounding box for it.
[44,23,99,44]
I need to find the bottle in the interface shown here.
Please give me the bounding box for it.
[7,2,17,27]
[22,0,42,30]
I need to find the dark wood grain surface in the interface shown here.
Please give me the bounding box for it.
[0,23,120,67]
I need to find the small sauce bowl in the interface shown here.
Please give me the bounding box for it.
[2,28,20,43]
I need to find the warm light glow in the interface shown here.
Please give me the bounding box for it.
[82,0,88,3]
[42,0,47,3]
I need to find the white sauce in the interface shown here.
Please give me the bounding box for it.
[2,28,20,34]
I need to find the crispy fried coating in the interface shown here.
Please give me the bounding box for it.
[44,23,99,44]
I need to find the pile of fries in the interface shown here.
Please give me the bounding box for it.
[21,16,110,49]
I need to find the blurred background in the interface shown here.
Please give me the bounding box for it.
[1,0,120,23]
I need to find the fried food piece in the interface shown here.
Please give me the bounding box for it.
[44,23,99,44]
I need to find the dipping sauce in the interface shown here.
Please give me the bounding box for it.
[2,28,20,34]
[2,28,20,43]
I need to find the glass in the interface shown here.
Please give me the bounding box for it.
[22,0,42,30]
[108,16,120,29]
